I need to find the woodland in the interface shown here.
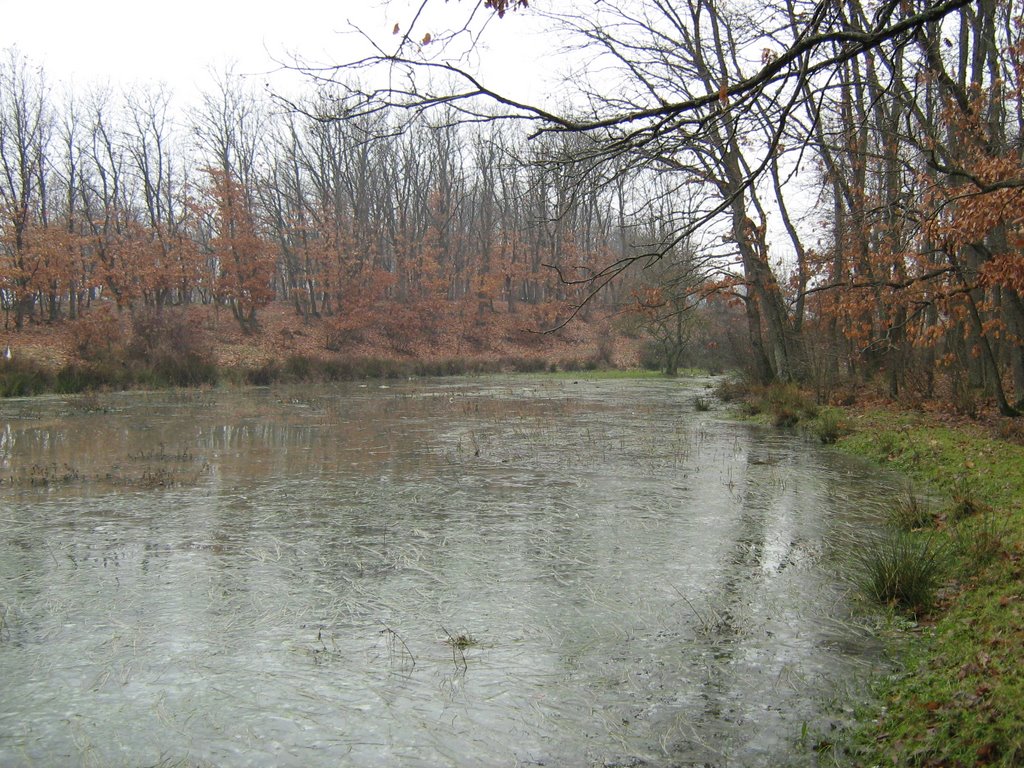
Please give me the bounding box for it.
[3,3,1024,763]
[1,0,1023,416]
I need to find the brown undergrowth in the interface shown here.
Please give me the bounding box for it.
[1,302,641,394]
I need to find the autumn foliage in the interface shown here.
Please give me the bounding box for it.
[0,55,637,374]
[3,1,1024,417]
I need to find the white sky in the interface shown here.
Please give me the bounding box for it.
[0,0,558,107]
[0,0,807,266]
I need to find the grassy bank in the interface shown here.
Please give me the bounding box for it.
[834,410,1024,766]
[720,382,1023,764]
[0,303,647,397]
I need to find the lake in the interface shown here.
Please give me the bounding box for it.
[0,376,897,767]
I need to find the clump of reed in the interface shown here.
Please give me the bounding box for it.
[692,395,712,412]
[886,489,935,531]
[813,408,846,444]
[0,357,54,397]
[855,531,947,616]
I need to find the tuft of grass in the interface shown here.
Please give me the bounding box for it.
[813,408,846,444]
[733,381,819,427]
[887,489,935,531]
[692,395,712,412]
[948,473,983,521]
[855,530,946,616]
[441,627,476,671]
[951,511,1008,571]
[444,631,477,649]
[713,376,750,403]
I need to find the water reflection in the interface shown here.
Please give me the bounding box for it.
[0,378,896,766]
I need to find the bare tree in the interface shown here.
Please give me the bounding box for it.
[283,0,975,383]
[0,50,52,328]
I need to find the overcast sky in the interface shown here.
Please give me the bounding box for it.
[0,0,558,107]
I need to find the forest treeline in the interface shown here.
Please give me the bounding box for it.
[3,0,1024,415]
[0,53,648,352]
[334,0,1024,415]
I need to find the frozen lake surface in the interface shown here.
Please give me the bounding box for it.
[0,377,897,766]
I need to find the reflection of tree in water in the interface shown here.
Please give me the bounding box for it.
[658,437,885,766]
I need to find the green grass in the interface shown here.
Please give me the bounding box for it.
[855,530,947,615]
[837,411,1024,766]
[887,489,936,531]
[812,407,847,444]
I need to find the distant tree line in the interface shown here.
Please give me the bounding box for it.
[4,51,728,362]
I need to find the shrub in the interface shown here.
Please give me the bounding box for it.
[856,531,946,616]
[0,358,54,397]
[813,409,845,444]
[127,308,217,387]
[70,305,125,362]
